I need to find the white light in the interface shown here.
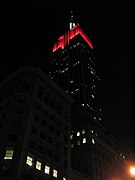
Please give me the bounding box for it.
[44,165,50,174]
[83,138,86,143]
[92,138,95,144]
[36,161,42,170]
[77,132,80,136]
[77,140,80,145]
[82,130,85,134]
[4,149,14,160]
[53,169,58,178]
[71,144,74,148]
[26,156,33,166]
[130,167,135,176]
[70,135,73,139]
[70,23,72,29]
[91,94,95,98]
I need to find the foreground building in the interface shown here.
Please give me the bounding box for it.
[0,67,73,180]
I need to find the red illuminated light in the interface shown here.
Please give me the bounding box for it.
[53,23,93,52]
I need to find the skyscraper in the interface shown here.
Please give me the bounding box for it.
[48,12,135,179]
[49,11,109,135]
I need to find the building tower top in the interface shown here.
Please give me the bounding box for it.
[69,10,76,29]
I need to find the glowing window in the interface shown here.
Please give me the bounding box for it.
[71,144,74,148]
[26,155,33,166]
[4,149,14,159]
[77,140,80,145]
[77,132,80,136]
[36,161,42,170]
[81,104,84,106]
[44,165,50,174]
[70,135,73,139]
[91,130,94,133]
[92,138,95,144]
[82,130,85,134]
[83,138,86,144]
[53,169,58,178]
[91,94,95,98]
[63,177,66,180]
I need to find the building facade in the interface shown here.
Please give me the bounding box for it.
[48,15,135,180]
[0,67,73,180]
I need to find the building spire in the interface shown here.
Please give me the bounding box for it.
[69,10,76,29]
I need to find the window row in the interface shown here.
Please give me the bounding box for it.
[70,129,98,139]
[71,137,95,148]
[26,155,66,180]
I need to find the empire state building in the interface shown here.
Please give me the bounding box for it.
[49,12,108,131]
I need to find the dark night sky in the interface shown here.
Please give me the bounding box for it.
[0,2,134,152]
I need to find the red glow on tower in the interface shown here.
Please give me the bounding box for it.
[53,24,93,52]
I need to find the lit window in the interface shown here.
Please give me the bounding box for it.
[70,80,73,83]
[63,177,66,180]
[26,155,33,166]
[70,135,73,139]
[92,138,95,144]
[91,94,95,98]
[4,149,14,159]
[91,130,94,133]
[82,130,85,134]
[44,165,50,174]
[77,140,80,145]
[95,133,97,136]
[53,169,58,178]
[83,138,86,144]
[77,132,80,136]
[91,70,94,74]
[81,104,84,106]
[71,144,74,148]
[36,161,42,170]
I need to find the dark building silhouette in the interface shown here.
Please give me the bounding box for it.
[0,67,73,180]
